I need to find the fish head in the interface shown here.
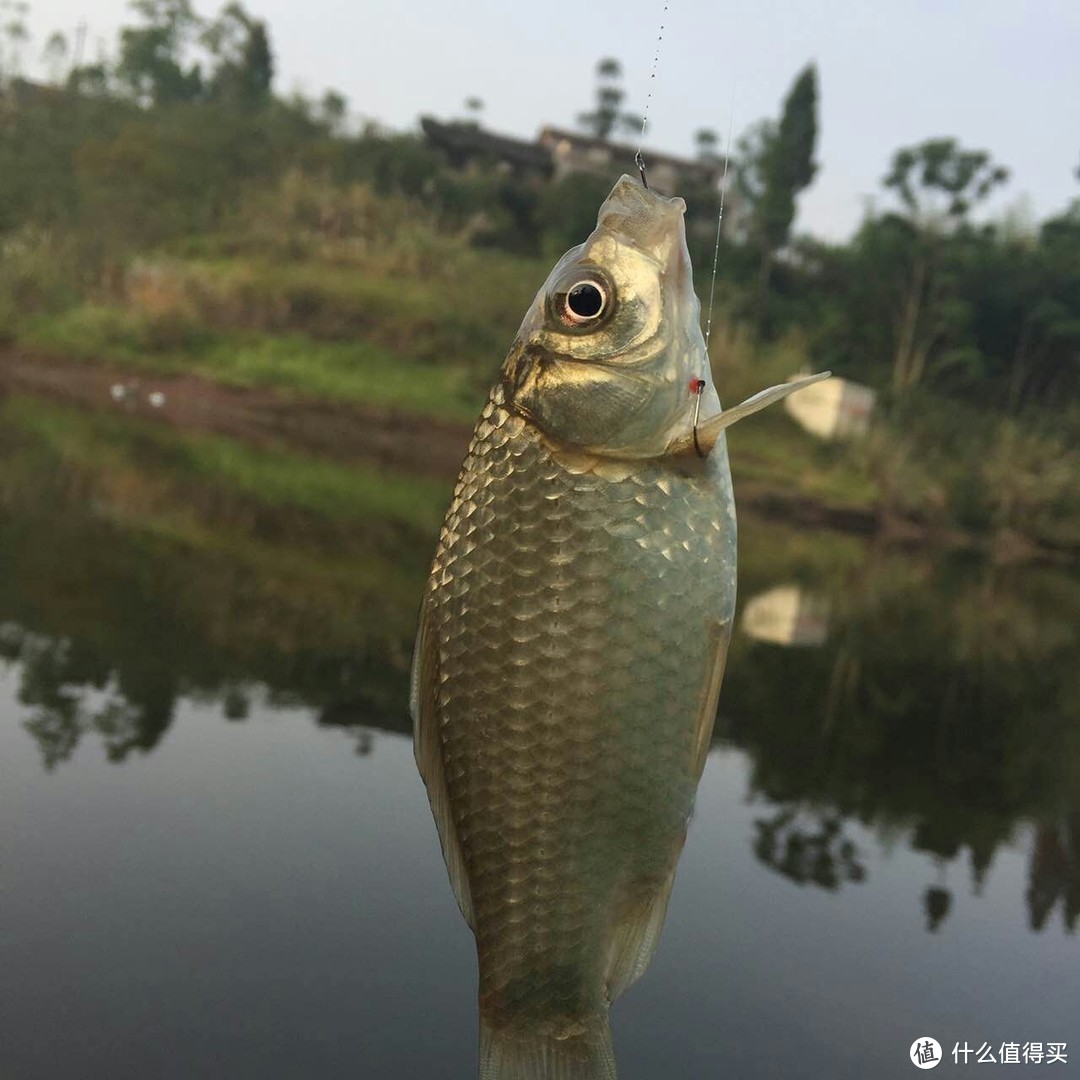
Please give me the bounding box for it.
[503,175,721,458]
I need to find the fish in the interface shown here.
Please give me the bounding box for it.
[412,174,827,1079]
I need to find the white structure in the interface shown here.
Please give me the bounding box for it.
[784,373,875,440]
[741,586,830,647]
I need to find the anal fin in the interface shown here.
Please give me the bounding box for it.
[604,618,732,1001]
[603,859,681,1002]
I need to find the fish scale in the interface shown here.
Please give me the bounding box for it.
[408,176,802,1078]
[422,381,736,1055]
[413,176,827,1078]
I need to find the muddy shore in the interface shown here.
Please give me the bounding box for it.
[0,345,1062,562]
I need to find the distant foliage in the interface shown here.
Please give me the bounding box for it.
[0,6,1077,433]
[736,64,819,331]
[576,57,642,142]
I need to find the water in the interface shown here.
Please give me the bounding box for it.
[1,399,1077,1078]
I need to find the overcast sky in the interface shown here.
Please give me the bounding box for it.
[19,0,1080,239]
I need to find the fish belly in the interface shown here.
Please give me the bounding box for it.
[425,392,737,1037]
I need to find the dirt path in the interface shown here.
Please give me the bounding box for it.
[0,345,473,482]
[0,344,1012,555]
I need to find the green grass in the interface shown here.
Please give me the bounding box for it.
[199,335,483,421]
[176,427,451,533]
[22,310,486,422]
[2,394,452,534]
[727,409,880,509]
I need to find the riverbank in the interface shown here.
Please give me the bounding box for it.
[2,343,1070,565]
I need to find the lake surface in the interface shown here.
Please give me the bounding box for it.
[2,397,1077,1079]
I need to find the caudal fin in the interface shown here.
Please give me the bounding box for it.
[479,1012,616,1080]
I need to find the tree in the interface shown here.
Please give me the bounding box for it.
[202,2,273,108]
[879,138,1009,393]
[0,0,29,85]
[116,0,205,106]
[463,95,483,127]
[1004,204,1080,409]
[576,57,638,142]
[695,127,720,163]
[736,63,819,331]
[319,89,347,134]
[41,31,69,85]
[883,138,1009,227]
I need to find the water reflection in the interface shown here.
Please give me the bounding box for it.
[2,398,1079,942]
[741,585,830,646]
[1028,818,1080,933]
[752,807,867,891]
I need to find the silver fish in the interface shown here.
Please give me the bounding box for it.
[412,175,826,1079]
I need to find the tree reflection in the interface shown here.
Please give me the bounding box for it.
[753,807,866,891]
[8,625,176,768]
[1,401,1078,937]
[1027,816,1080,934]
[0,410,422,768]
[5,613,407,768]
[728,525,1080,935]
[923,886,952,933]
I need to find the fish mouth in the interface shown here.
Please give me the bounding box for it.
[596,175,688,256]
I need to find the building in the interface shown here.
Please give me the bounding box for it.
[419,117,553,180]
[420,117,732,200]
[536,126,728,197]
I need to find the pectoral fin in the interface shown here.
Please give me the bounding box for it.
[666,370,831,458]
[411,598,475,928]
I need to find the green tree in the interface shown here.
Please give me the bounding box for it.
[116,0,205,106]
[319,89,347,134]
[880,138,1009,393]
[695,127,720,163]
[41,30,68,84]
[201,2,273,108]
[0,0,30,85]
[537,170,613,257]
[462,95,483,128]
[1004,205,1080,409]
[736,63,819,331]
[576,57,639,141]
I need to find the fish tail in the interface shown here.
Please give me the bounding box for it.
[479,1011,616,1080]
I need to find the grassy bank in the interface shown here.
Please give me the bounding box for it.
[2,176,1078,557]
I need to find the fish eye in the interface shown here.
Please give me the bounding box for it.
[563,280,608,324]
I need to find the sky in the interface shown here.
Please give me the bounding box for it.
[17,0,1080,240]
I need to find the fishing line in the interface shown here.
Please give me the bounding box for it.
[704,105,735,353]
[694,101,736,456]
[635,0,670,187]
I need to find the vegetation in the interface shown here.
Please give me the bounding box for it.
[735,63,819,327]
[576,57,641,141]
[0,3,1077,555]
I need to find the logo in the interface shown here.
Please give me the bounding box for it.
[910,1037,942,1069]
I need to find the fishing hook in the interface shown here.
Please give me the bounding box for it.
[635,150,649,190]
[691,378,705,457]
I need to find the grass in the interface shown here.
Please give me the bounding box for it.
[176,426,451,533]
[6,193,1077,556]
[2,394,453,535]
[22,311,486,422]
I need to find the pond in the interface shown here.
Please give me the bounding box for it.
[1,396,1077,1078]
